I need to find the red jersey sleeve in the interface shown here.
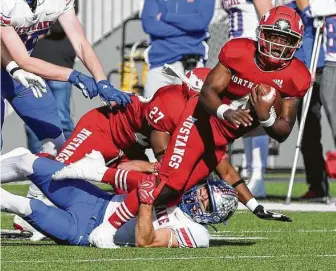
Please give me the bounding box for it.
[290,60,312,98]
[218,38,256,69]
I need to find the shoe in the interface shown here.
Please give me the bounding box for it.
[300,190,329,203]
[13,215,46,242]
[52,150,108,182]
[88,221,119,248]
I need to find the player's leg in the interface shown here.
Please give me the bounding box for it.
[247,134,268,198]
[320,63,336,146]
[144,63,182,97]
[0,148,112,209]
[1,188,76,244]
[297,77,329,200]
[55,106,120,165]
[48,80,74,140]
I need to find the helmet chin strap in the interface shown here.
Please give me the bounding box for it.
[255,52,288,72]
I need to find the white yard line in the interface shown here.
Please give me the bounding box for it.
[238,202,336,212]
[210,236,268,240]
[213,229,336,234]
[2,254,336,264]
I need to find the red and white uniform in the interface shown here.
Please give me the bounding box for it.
[146,85,190,135]
[56,96,149,165]
[104,195,209,248]
[0,0,74,52]
[156,38,311,199]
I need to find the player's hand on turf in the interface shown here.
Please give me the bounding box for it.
[138,174,156,205]
[96,80,133,107]
[250,85,274,121]
[253,205,292,222]
[224,108,253,128]
[68,70,98,99]
[12,69,47,98]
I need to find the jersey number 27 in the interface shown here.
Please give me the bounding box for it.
[149,106,165,123]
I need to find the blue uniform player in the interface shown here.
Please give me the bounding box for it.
[1,0,132,236]
[1,0,132,155]
[0,148,239,248]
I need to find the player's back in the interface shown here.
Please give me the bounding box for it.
[214,38,311,141]
[146,85,189,135]
[109,96,149,150]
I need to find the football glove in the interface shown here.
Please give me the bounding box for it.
[7,61,47,98]
[96,80,133,107]
[138,174,156,205]
[68,70,98,99]
[253,205,292,222]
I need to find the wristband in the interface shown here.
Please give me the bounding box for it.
[259,115,276,127]
[231,178,245,188]
[246,198,259,212]
[216,104,231,120]
[6,61,21,76]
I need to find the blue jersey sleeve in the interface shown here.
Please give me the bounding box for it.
[161,0,215,32]
[141,0,186,38]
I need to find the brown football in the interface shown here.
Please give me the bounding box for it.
[256,83,282,119]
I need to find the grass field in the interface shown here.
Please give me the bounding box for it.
[1,181,336,271]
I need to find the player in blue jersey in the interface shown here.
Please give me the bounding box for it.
[1,0,132,237]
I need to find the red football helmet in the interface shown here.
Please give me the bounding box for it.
[256,6,304,66]
[182,67,211,99]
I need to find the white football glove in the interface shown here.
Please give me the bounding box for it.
[6,61,47,98]
[88,220,119,249]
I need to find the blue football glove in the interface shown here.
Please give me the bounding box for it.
[96,80,133,107]
[68,70,98,99]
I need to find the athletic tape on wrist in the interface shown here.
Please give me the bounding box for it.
[259,115,276,127]
[6,61,20,75]
[216,104,231,120]
[246,198,259,212]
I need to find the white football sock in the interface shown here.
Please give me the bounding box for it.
[1,188,32,217]
[243,136,253,178]
[0,148,37,183]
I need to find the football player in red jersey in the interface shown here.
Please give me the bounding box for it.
[82,6,310,248]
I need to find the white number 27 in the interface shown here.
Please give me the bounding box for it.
[149,106,165,123]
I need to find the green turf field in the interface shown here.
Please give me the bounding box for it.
[1,182,336,271]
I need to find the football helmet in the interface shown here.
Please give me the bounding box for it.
[179,178,238,224]
[182,67,211,99]
[256,6,304,66]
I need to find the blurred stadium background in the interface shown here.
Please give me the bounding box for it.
[2,0,334,171]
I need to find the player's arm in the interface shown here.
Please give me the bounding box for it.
[58,9,132,106]
[58,9,105,81]
[251,88,300,142]
[135,203,178,248]
[1,38,46,94]
[199,62,253,127]
[161,0,215,32]
[1,26,72,81]
[216,159,292,222]
[295,0,309,11]
[150,129,171,161]
[253,0,273,18]
[141,0,187,38]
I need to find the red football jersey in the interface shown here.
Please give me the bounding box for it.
[109,95,149,150]
[146,85,188,135]
[214,38,311,141]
